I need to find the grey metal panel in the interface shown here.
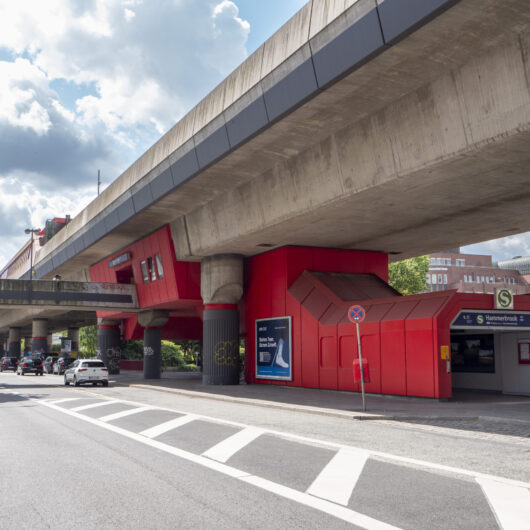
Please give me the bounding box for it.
[64,244,76,260]
[170,148,200,186]
[150,167,174,200]
[195,125,231,169]
[92,220,106,241]
[263,59,319,122]
[312,9,385,88]
[73,237,85,255]
[83,226,96,247]
[104,209,120,232]
[377,0,459,44]
[226,96,269,148]
[132,185,154,213]
[116,198,135,223]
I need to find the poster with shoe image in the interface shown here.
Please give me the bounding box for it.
[255,316,292,380]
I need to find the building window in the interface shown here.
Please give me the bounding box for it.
[445,258,452,266]
[464,275,468,282]
[444,274,448,284]
[155,253,164,279]
[147,257,157,281]
[451,334,495,373]
[140,261,149,283]
[486,277,490,284]
[438,274,442,284]
[432,275,437,285]
[456,259,465,267]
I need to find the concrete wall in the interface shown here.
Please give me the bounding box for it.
[500,332,530,395]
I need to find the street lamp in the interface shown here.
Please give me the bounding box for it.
[24,228,40,290]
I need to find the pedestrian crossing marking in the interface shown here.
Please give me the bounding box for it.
[99,406,153,422]
[307,447,369,505]
[202,427,264,463]
[140,414,197,438]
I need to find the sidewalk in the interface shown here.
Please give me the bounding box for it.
[111,370,530,440]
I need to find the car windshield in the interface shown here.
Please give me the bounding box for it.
[83,361,105,368]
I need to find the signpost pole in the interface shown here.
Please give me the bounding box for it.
[356,321,366,412]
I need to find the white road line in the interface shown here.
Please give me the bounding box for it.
[476,478,530,530]
[202,427,264,463]
[39,392,530,490]
[306,447,368,506]
[243,475,398,530]
[36,399,399,530]
[71,400,119,412]
[139,415,197,438]
[99,407,153,422]
[45,398,84,405]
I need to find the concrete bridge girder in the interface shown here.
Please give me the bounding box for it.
[172,26,530,260]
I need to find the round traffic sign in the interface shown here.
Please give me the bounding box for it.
[348,305,366,323]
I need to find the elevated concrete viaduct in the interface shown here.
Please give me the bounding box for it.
[2,0,530,388]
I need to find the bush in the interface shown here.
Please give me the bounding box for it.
[161,340,186,369]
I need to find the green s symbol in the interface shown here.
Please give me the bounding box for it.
[476,315,484,325]
[498,289,513,308]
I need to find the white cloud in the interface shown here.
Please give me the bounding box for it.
[462,234,530,263]
[0,1,252,270]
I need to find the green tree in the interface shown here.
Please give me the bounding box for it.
[79,325,98,357]
[388,256,429,295]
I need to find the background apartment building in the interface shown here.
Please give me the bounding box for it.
[427,249,529,294]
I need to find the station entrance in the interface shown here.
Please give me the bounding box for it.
[450,310,530,396]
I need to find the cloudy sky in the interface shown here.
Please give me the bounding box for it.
[0,0,528,269]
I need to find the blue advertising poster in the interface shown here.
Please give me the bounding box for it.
[452,310,530,329]
[256,316,292,380]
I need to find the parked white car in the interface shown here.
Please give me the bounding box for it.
[64,359,109,387]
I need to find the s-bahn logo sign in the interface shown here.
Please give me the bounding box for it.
[495,288,514,310]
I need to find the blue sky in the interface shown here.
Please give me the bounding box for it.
[0,0,528,268]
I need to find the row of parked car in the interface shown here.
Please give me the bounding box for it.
[0,355,109,386]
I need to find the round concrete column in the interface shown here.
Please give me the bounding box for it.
[8,328,21,357]
[32,319,48,356]
[97,320,121,375]
[68,327,79,357]
[47,333,54,354]
[201,255,243,385]
[24,337,32,355]
[138,311,169,380]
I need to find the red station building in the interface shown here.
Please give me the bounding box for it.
[90,229,530,398]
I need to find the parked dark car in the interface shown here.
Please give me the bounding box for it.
[53,357,74,375]
[44,356,59,374]
[0,357,18,372]
[16,357,44,376]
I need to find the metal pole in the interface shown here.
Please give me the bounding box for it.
[356,321,366,412]
[97,169,101,196]
[28,232,33,304]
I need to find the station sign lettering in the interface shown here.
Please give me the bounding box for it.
[452,310,530,329]
[108,252,131,268]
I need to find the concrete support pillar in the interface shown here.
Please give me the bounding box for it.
[32,319,48,356]
[47,333,54,354]
[8,328,21,357]
[138,311,169,380]
[68,327,79,357]
[201,254,243,385]
[97,319,121,375]
[24,336,32,355]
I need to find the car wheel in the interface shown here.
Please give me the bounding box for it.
[64,376,70,386]
[102,380,109,387]
[74,376,79,387]
[20,371,24,376]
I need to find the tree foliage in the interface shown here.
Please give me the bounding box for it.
[388,256,429,295]
[79,325,98,357]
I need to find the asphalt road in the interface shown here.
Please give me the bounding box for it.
[1,372,528,529]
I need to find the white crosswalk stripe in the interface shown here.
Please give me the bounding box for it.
[476,478,530,530]
[140,414,197,438]
[71,400,119,412]
[46,398,84,405]
[202,427,264,463]
[306,447,368,505]
[99,406,153,422]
